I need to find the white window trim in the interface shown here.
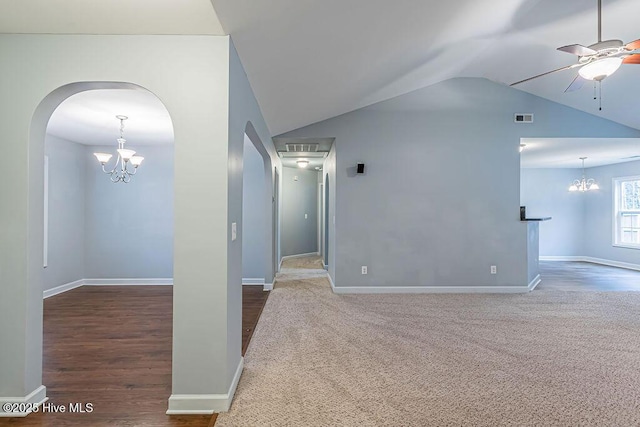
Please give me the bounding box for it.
[613,175,640,250]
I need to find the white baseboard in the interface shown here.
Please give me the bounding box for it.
[263,283,273,291]
[528,274,541,291]
[43,278,173,299]
[330,284,531,294]
[242,278,265,285]
[166,357,244,414]
[540,256,640,272]
[0,385,47,417]
[539,256,584,262]
[327,273,336,291]
[43,279,83,299]
[84,278,173,286]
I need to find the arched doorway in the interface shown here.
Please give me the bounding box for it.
[30,82,175,420]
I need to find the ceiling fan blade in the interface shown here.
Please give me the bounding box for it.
[564,75,586,92]
[557,44,598,56]
[510,65,576,86]
[624,39,640,50]
[623,54,640,64]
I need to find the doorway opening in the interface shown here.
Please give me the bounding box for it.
[34,82,177,423]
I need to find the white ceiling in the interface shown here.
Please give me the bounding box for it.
[0,0,224,35]
[47,89,174,146]
[520,137,640,168]
[213,0,640,135]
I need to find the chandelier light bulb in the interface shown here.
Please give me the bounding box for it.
[117,148,136,161]
[130,156,144,167]
[94,152,112,164]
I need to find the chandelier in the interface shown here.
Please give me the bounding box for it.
[569,157,599,192]
[93,115,144,183]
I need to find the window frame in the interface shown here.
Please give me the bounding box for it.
[613,175,640,250]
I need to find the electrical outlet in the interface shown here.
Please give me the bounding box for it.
[305,213,308,219]
[232,222,237,241]
[490,265,497,275]
[361,266,368,275]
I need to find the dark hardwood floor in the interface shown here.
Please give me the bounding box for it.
[4,285,269,427]
[538,261,640,291]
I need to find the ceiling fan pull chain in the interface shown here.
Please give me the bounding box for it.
[599,80,602,110]
[593,81,597,100]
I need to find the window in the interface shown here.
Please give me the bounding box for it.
[614,175,640,248]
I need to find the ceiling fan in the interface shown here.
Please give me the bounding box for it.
[511,0,640,97]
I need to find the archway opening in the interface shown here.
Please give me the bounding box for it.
[33,82,176,420]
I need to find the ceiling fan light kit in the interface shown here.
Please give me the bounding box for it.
[578,56,623,81]
[511,0,639,110]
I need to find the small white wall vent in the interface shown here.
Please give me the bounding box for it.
[514,113,534,123]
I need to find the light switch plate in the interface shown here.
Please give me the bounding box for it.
[232,222,237,241]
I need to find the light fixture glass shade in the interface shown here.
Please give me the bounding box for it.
[297,160,309,168]
[589,182,599,190]
[578,57,623,81]
[130,156,144,167]
[569,184,579,192]
[94,152,113,164]
[117,148,136,161]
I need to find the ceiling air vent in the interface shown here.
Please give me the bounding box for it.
[514,113,534,123]
[285,143,319,153]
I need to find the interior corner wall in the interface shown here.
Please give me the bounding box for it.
[520,168,585,257]
[583,159,640,265]
[84,144,174,279]
[0,34,234,409]
[281,167,319,257]
[323,144,337,282]
[227,39,279,388]
[44,135,86,291]
[277,77,640,290]
[242,135,266,280]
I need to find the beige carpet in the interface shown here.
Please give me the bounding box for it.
[217,259,640,426]
[280,255,325,270]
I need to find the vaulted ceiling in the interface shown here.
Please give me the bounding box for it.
[213,0,640,135]
[2,0,639,137]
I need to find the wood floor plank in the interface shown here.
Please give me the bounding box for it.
[4,285,268,426]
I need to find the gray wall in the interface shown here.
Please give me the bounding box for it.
[584,159,640,265]
[279,77,640,289]
[42,138,173,290]
[227,39,280,389]
[84,144,174,279]
[242,135,266,280]
[281,166,319,257]
[44,135,85,290]
[520,168,584,257]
